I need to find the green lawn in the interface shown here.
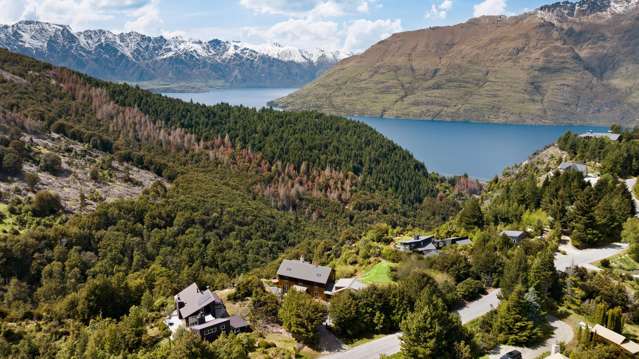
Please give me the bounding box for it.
[361,260,395,285]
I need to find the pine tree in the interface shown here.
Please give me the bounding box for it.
[606,307,624,333]
[528,249,557,307]
[458,198,484,229]
[493,285,543,346]
[400,288,467,359]
[571,188,599,248]
[500,247,528,297]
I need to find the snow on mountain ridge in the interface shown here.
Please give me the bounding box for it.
[1,20,341,65]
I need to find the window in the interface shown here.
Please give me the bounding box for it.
[202,326,218,336]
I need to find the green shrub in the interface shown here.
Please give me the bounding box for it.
[31,190,63,217]
[39,153,62,174]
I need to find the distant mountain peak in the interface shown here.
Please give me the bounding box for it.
[0,20,346,88]
[538,0,639,20]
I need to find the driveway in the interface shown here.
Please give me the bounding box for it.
[488,316,574,359]
[322,290,502,359]
[554,241,628,272]
[625,178,639,217]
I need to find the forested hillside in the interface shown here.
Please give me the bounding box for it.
[0,49,475,357]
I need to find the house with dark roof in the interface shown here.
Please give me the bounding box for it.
[167,283,250,341]
[500,230,528,244]
[396,235,434,252]
[396,235,471,256]
[275,259,335,300]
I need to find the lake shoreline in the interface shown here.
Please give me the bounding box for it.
[165,89,607,180]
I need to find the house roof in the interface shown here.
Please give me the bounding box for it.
[579,132,621,141]
[188,317,230,331]
[592,324,626,345]
[416,243,438,252]
[500,230,526,239]
[621,340,639,354]
[175,283,222,319]
[229,315,250,329]
[398,235,433,245]
[334,277,367,291]
[277,259,333,285]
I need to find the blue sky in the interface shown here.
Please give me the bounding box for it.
[1,0,556,52]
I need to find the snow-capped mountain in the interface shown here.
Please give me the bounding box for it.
[0,20,349,89]
[538,0,639,20]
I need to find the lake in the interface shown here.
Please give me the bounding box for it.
[165,88,297,109]
[165,89,606,180]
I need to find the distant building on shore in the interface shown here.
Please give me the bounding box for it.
[579,131,621,141]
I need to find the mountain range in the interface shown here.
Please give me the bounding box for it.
[274,0,639,126]
[0,20,349,91]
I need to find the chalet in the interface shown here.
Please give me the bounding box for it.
[579,131,621,141]
[276,259,335,300]
[167,283,250,341]
[500,230,528,244]
[396,235,470,256]
[591,324,639,355]
[396,235,434,252]
[559,162,587,175]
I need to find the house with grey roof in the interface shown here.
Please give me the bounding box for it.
[396,235,471,256]
[579,131,621,141]
[276,259,335,300]
[167,283,250,341]
[500,230,528,244]
[591,324,639,355]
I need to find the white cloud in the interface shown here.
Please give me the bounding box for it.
[0,0,161,33]
[425,0,453,19]
[342,18,401,52]
[239,0,373,18]
[473,0,507,17]
[124,0,162,34]
[356,1,369,12]
[243,18,341,50]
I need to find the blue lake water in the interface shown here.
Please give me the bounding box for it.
[165,89,606,180]
[165,88,297,109]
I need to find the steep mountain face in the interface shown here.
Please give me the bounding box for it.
[275,0,639,126]
[0,21,348,89]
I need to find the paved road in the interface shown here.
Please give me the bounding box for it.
[322,289,502,359]
[554,241,628,272]
[625,178,639,217]
[488,316,574,359]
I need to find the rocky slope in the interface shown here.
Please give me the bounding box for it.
[0,21,348,90]
[274,0,639,126]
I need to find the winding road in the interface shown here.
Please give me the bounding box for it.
[322,241,627,358]
[322,289,501,359]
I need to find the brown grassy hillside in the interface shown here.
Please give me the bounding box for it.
[275,6,639,125]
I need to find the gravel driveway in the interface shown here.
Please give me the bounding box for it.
[488,316,574,359]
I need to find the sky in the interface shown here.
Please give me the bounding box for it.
[0,0,556,52]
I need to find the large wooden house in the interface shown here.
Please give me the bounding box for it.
[275,259,335,300]
[169,283,250,341]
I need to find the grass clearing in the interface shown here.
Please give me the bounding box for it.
[361,260,395,285]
